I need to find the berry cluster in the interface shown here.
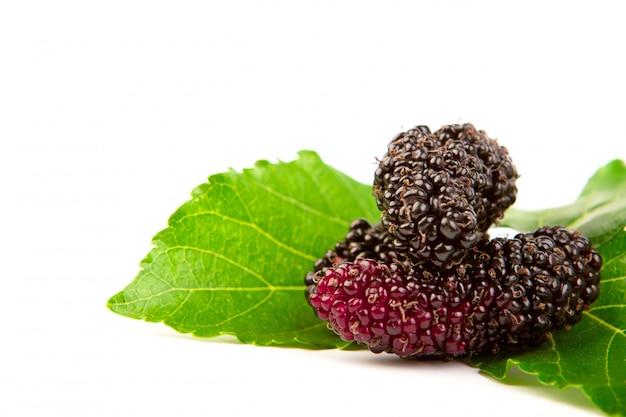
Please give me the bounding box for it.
[306,123,602,359]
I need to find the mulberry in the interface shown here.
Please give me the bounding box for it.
[373,123,518,268]
[305,219,397,295]
[466,225,602,353]
[432,124,518,227]
[308,259,473,358]
[306,226,601,358]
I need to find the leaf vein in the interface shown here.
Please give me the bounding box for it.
[165,245,273,287]
[565,194,624,230]
[253,180,348,226]
[604,332,623,410]
[198,291,275,328]
[110,286,305,307]
[600,275,626,284]
[588,304,625,313]
[229,179,256,223]
[171,211,317,262]
[599,254,626,269]
[169,291,192,317]
[583,311,625,338]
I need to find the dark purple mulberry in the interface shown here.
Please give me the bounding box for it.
[432,124,518,227]
[305,219,397,293]
[373,123,518,268]
[306,226,601,358]
[467,225,602,353]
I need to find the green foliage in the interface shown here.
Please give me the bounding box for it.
[472,159,626,417]
[108,154,625,416]
[502,159,626,244]
[107,151,379,348]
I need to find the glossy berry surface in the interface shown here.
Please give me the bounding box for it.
[304,219,396,292]
[466,225,602,353]
[308,259,473,357]
[373,123,518,268]
[306,226,602,358]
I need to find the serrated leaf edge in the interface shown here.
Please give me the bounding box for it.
[474,334,623,416]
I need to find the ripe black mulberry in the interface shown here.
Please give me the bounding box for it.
[373,123,518,268]
[466,225,602,353]
[432,124,519,227]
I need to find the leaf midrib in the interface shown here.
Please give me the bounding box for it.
[566,193,626,230]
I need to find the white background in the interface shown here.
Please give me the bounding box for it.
[1,1,624,416]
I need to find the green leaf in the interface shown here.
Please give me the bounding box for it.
[501,159,626,242]
[472,159,626,417]
[107,150,379,348]
[109,152,626,416]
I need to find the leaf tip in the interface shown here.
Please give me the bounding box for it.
[106,291,133,317]
[296,149,323,162]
